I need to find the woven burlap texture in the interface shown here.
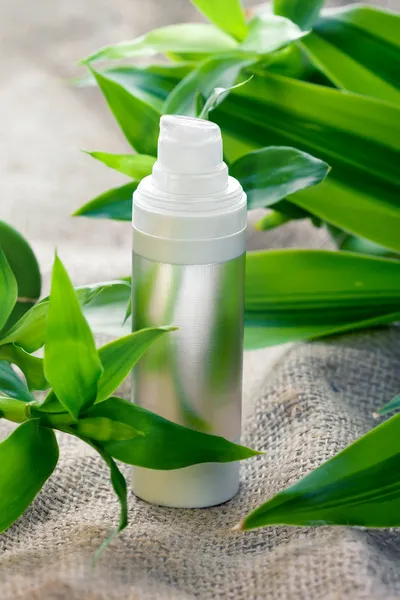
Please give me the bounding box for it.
[1,327,400,600]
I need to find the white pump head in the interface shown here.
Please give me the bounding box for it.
[133,115,247,264]
[157,115,223,174]
[152,115,229,196]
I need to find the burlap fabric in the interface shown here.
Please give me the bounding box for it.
[1,327,400,600]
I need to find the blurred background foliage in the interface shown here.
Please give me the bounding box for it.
[1,0,396,291]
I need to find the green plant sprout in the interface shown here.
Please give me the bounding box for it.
[0,247,259,552]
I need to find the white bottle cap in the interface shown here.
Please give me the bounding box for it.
[133,115,247,265]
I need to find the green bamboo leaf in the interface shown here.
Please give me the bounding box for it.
[0,247,17,332]
[290,178,400,254]
[240,14,307,54]
[300,6,400,104]
[166,51,214,63]
[230,146,330,210]
[77,65,189,111]
[0,420,59,533]
[195,91,206,116]
[316,5,400,89]
[191,0,248,41]
[0,395,31,421]
[327,225,398,259]
[376,394,400,417]
[74,417,142,442]
[163,55,254,117]
[266,199,312,219]
[90,68,160,155]
[0,344,47,391]
[74,182,136,221]
[44,256,103,420]
[339,237,396,258]
[84,152,155,180]
[199,75,253,120]
[244,309,400,350]
[0,301,49,353]
[240,411,400,530]
[301,34,400,104]
[246,249,400,315]
[244,249,400,348]
[0,222,41,332]
[227,71,400,179]
[96,327,176,403]
[91,67,173,110]
[215,72,400,251]
[273,0,324,30]
[140,63,195,80]
[323,4,400,49]
[0,361,33,402]
[0,282,131,352]
[52,421,127,561]
[83,24,237,63]
[84,397,260,469]
[255,200,312,230]
[123,297,132,326]
[264,42,309,79]
[91,445,128,562]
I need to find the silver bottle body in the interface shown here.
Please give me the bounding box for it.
[131,115,247,507]
[132,252,245,442]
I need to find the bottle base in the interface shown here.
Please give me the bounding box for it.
[131,462,240,508]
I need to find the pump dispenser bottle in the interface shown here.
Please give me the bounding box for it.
[131,115,247,508]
